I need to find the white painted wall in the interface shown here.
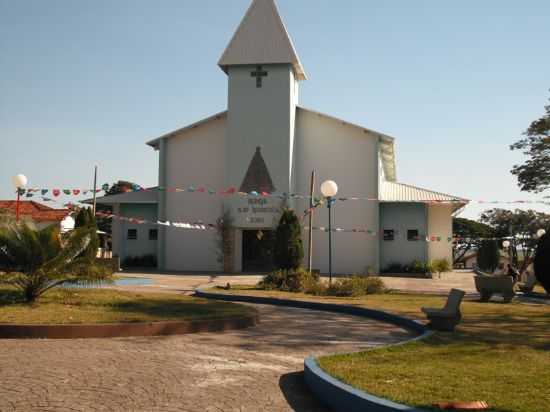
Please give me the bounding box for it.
[293,108,380,274]
[118,204,158,262]
[163,115,226,272]
[379,203,428,269]
[226,64,296,228]
[427,204,453,263]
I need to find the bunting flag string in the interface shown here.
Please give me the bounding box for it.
[95,211,454,241]
[16,183,550,206]
[20,188,103,198]
[95,212,218,231]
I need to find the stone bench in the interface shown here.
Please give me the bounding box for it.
[474,272,515,303]
[421,288,466,332]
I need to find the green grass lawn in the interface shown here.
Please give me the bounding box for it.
[0,287,255,324]
[211,286,550,412]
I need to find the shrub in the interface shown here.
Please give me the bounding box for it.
[273,209,304,271]
[534,233,550,293]
[0,223,111,303]
[122,254,157,268]
[433,258,451,273]
[327,276,386,297]
[258,268,319,293]
[383,263,406,274]
[407,260,428,274]
[477,240,500,273]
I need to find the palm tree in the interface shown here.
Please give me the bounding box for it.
[0,222,111,303]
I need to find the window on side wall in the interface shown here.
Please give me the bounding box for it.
[149,229,158,241]
[127,229,137,240]
[383,230,394,241]
[407,229,419,241]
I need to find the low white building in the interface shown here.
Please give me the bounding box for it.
[96,0,467,273]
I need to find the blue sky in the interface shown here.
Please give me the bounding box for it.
[1,0,549,219]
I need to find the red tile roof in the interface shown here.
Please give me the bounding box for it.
[0,201,70,223]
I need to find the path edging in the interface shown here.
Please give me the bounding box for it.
[195,288,433,412]
[0,313,259,339]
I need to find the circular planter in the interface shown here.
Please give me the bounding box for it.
[0,313,259,339]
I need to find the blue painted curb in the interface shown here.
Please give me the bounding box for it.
[304,357,428,412]
[195,288,433,412]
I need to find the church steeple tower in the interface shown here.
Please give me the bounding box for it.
[218,0,306,80]
[223,0,303,203]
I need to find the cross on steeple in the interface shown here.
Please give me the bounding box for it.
[251,65,268,88]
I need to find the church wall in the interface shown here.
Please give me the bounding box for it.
[118,204,158,263]
[427,204,453,264]
[293,109,380,274]
[379,203,428,270]
[163,117,226,272]
[226,64,295,195]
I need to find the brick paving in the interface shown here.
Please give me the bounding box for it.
[0,301,412,411]
[0,273,419,411]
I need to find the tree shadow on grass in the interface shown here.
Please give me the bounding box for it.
[279,372,329,412]
[0,288,24,306]
[107,296,252,321]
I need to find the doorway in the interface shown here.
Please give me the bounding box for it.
[242,230,275,272]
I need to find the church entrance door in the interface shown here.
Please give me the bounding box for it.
[242,230,275,273]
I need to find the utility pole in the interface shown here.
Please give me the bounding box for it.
[307,170,315,273]
[92,165,98,215]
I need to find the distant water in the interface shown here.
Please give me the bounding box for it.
[62,277,154,288]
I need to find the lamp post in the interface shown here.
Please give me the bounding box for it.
[11,174,28,222]
[321,180,338,285]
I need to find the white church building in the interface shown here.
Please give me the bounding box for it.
[96,0,467,274]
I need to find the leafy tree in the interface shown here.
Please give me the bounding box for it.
[105,181,140,196]
[534,232,550,293]
[477,239,500,273]
[480,208,550,273]
[273,209,304,272]
[453,217,495,264]
[75,208,91,228]
[0,223,111,302]
[510,95,550,192]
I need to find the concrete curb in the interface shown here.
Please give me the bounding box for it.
[0,313,259,339]
[195,288,433,412]
[304,357,428,412]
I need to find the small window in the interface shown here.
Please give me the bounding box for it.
[127,229,137,240]
[149,229,158,241]
[407,229,419,241]
[383,230,395,241]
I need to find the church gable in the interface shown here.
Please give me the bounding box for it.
[239,147,276,193]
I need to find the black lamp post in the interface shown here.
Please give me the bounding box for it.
[321,180,338,284]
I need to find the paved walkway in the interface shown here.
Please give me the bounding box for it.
[0,275,414,412]
[110,270,478,295]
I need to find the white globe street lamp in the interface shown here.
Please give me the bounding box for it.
[321,180,338,284]
[12,174,28,222]
[320,180,338,198]
[502,240,511,249]
[536,229,546,239]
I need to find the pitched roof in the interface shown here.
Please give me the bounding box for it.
[240,147,276,193]
[146,111,227,149]
[0,201,70,223]
[85,189,159,205]
[379,181,469,208]
[218,0,307,80]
